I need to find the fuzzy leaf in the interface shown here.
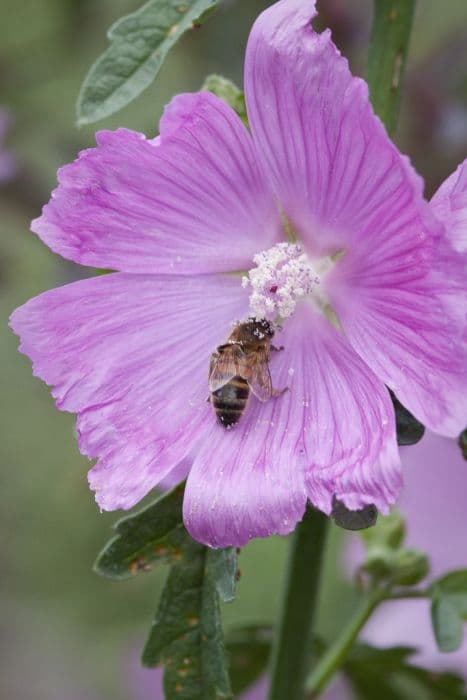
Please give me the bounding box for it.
[94,484,186,580]
[201,74,247,125]
[77,0,219,124]
[345,643,467,699]
[226,625,272,694]
[142,533,232,699]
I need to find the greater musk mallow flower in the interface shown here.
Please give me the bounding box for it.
[10,0,467,547]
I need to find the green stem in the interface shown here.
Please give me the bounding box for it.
[305,587,386,697]
[304,587,430,696]
[386,588,428,600]
[267,507,329,700]
[368,0,416,136]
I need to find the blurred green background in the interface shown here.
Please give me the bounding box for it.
[0,1,466,698]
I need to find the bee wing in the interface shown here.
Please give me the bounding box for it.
[242,348,273,402]
[208,346,243,392]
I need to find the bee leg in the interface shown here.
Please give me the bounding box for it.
[272,386,289,397]
[271,344,284,352]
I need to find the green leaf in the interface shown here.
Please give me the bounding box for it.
[431,570,467,617]
[206,547,237,603]
[142,532,232,699]
[94,484,186,580]
[77,0,219,125]
[201,74,247,125]
[429,570,467,652]
[389,390,425,446]
[431,596,464,652]
[226,625,272,695]
[345,643,467,699]
[95,483,236,697]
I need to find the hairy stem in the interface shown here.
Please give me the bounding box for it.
[368,0,416,136]
[267,507,329,700]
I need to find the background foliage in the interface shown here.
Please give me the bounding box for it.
[0,0,466,698]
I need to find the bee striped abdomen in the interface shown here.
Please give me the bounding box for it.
[211,375,249,427]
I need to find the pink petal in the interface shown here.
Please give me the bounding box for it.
[245,0,466,437]
[328,236,467,437]
[293,307,402,516]
[10,273,249,509]
[431,159,467,252]
[183,304,401,548]
[244,0,426,256]
[33,92,280,274]
[184,350,308,547]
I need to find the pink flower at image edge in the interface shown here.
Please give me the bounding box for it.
[357,432,467,672]
[10,0,467,547]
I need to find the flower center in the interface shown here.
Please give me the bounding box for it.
[242,242,327,321]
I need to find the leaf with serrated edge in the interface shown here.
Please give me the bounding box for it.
[94,484,185,580]
[142,534,232,699]
[77,0,218,124]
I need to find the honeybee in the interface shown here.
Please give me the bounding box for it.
[208,318,286,428]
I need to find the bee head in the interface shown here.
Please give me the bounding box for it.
[242,317,275,341]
